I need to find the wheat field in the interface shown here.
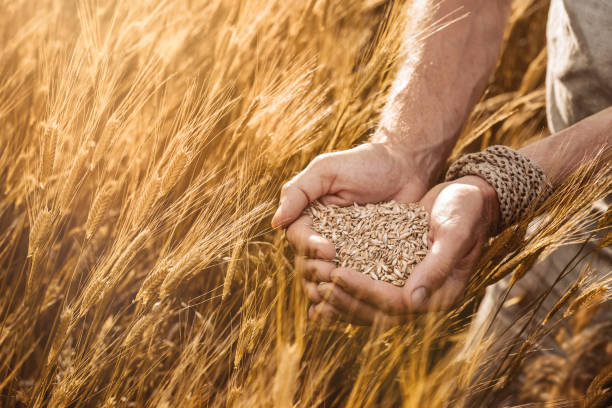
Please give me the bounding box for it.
[0,0,611,407]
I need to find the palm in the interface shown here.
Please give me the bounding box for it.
[306,176,498,325]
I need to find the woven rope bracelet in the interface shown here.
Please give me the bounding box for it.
[445,145,553,233]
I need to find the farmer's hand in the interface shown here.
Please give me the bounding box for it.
[272,141,433,262]
[308,175,500,325]
[272,142,432,228]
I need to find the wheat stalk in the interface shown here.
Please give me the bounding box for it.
[28,209,53,256]
[159,149,189,197]
[85,181,115,240]
[47,307,72,365]
[41,123,59,182]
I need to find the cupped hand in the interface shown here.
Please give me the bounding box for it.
[272,142,430,230]
[273,141,433,290]
[307,175,500,325]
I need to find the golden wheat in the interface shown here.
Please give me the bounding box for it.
[0,0,610,407]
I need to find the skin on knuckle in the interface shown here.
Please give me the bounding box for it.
[315,262,332,281]
[316,302,336,320]
[346,299,360,315]
[309,260,324,278]
[338,290,359,314]
[326,291,341,309]
[312,153,332,166]
[302,259,316,278]
[325,285,341,305]
[306,286,322,303]
[280,181,293,195]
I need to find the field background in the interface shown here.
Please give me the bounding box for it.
[0,0,611,407]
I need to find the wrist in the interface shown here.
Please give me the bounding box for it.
[372,128,452,188]
[460,175,501,237]
[445,146,552,233]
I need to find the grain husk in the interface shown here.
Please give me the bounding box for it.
[306,200,429,286]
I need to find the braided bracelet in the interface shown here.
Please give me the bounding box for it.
[445,145,553,233]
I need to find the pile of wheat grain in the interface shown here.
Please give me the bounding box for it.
[307,201,429,286]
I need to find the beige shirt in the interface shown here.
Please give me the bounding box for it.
[546,0,612,133]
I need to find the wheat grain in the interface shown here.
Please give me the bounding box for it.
[47,307,72,365]
[85,181,115,240]
[136,258,172,305]
[133,176,161,227]
[79,277,109,317]
[58,147,89,211]
[26,250,45,297]
[159,149,189,197]
[123,314,151,349]
[41,123,58,182]
[28,209,53,256]
[306,200,429,286]
[113,229,150,276]
[159,248,203,298]
[232,97,260,142]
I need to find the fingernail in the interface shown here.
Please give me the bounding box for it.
[317,282,330,296]
[411,287,428,309]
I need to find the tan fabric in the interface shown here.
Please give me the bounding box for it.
[546,0,612,133]
[445,145,552,232]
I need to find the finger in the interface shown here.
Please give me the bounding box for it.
[303,280,323,303]
[329,268,406,316]
[319,194,351,206]
[424,240,482,310]
[403,230,473,313]
[308,301,343,323]
[286,215,335,259]
[418,183,448,211]
[272,157,333,229]
[300,258,335,282]
[317,282,402,326]
[426,275,467,311]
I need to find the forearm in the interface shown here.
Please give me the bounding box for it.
[520,106,612,187]
[375,0,511,185]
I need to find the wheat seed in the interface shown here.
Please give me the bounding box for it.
[85,181,115,240]
[306,201,429,287]
[159,149,188,197]
[41,123,58,182]
[28,209,53,256]
[47,307,72,365]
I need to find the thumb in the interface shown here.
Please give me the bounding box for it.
[403,229,471,312]
[272,156,334,229]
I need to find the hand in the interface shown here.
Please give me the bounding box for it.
[272,142,431,229]
[271,142,434,304]
[308,175,500,325]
